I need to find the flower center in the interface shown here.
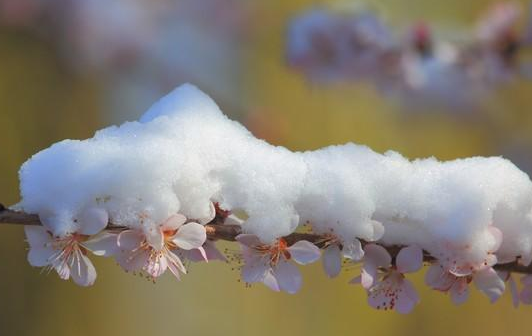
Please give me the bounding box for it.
[369,274,404,310]
[163,229,178,249]
[51,233,89,255]
[254,238,291,266]
[45,233,90,273]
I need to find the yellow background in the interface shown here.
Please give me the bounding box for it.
[1,1,531,335]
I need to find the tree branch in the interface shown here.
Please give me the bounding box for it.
[1,204,531,274]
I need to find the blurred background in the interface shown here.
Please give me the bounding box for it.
[1,0,532,335]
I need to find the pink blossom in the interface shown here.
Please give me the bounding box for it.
[351,244,423,313]
[434,226,502,277]
[321,235,364,278]
[497,271,520,307]
[184,240,226,262]
[425,262,505,304]
[425,263,470,304]
[115,214,206,280]
[236,234,321,294]
[25,207,110,286]
[182,202,227,263]
[425,226,505,304]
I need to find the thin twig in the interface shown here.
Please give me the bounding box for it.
[1,205,531,274]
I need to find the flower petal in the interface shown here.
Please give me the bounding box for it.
[241,257,269,283]
[70,252,97,287]
[28,247,55,267]
[115,250,149,272]
[323,245,342,278]
[397,279,420,314]
[425,264,449,290]
[240,245,256,263]
[474,268,505,303]
[364,244,391,268]
[53,260,70,280]
[395,279,419,314]
[273,261,302,294]
[367,286,389,311]
[187,241,226,262]
[77,207,108,235]
[166,252,185,280]
[262,271,280,292]
[288,240,321,265]
[162,214,186,231]
[342,239,364,261]
[361,263,378,289]
[173,222,207,250]
[394,296,417,315]
[144,225,164,251]
[367,277,409,312]
[396,245,423,274]
[24,226,51,247]
[83,233,119,257]
[359,244,391,289]
[450,280,469,305]
[144,254,168,278]
[203,241,226,261]
[197,247,209,262]
[117,230,143,250]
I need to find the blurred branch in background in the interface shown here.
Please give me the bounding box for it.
[286,1,532,112]
[0,0,254,121]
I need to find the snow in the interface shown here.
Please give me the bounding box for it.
[16,83,532,266]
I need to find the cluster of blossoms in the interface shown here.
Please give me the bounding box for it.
[286,1,532,110]
[231,226,532,313]
[25,205,218,285]
[24,204,532,314]
[15,84,532,313]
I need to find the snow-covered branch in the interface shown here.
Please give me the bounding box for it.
[2,206,532,274]
[5,83,532,312]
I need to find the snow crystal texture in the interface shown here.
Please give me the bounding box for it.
[17,83,532,265]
